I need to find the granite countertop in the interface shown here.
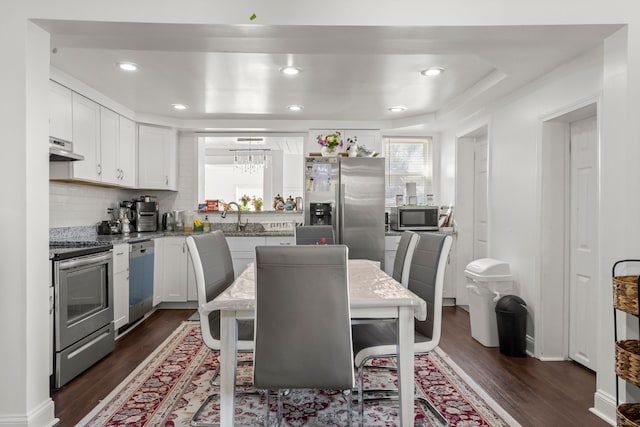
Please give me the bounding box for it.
[49,223,295,250]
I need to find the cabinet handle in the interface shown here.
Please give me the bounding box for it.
[97,164,102,175]
[165,176,169,185]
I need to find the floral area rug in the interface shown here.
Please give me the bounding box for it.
[77,322,520,426]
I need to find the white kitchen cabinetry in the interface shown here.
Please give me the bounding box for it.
[118,116,136,187]
[99,107,119,184]
[49,80,73,142]
[162,236,189,302]
[153,238,164,306]
[112,243,130,331]
[71,93,101,181]
[442,234,457,300]
[100,108,137,187]
[138,124,177,190]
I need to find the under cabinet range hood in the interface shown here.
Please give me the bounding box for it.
[49,138,84,161]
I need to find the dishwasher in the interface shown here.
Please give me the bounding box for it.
[129,240,154,325]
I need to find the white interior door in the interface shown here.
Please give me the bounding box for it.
[569,115,598,370]
[473,138,488,259]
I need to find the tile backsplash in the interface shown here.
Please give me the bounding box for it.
[49,182,177,228]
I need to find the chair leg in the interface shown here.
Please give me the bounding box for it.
[416,395,448,426]
[264,390,270,427]
[277,390,285,426]
[342,389,352,427]
[358,363,365,425]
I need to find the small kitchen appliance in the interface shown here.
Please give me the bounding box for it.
[133,199,159,232]
[162,212,175,231]
[389,205,440,231]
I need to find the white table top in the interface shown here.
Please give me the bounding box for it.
[206,259,426,320]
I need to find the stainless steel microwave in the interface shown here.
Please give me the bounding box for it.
[389,206,440,231]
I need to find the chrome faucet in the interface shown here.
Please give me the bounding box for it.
[221,202,248,231]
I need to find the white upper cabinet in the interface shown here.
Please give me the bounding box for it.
[118,116,136,187]
[49,81,138,188]
[49,80,73,142]
[100,107,137,187]
[71,93,101,182]
[100,107,119,184]
[138,124,177,190]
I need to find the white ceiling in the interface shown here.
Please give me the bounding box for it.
[40,21,621,134]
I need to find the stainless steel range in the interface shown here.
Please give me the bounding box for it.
[50,244,115,388]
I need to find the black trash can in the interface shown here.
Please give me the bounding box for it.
[495,295,527,357]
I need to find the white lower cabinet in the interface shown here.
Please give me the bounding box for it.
[442,234,457,299]
[162,236,189,302]
[112,243,130,330]
[153,238,164,306]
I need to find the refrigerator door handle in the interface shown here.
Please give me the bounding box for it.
[338,183,345,243]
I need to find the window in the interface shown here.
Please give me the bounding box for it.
[384,137,432,206]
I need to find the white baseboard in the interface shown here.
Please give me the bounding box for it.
[0,398,57,427]
[591,388,616,426]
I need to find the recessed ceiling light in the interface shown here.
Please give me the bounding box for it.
[420,67,444,77]
[117,62,138,72]
[388,106,407,112]
[172,103,188,110]
[287,105,304,111]
[280,66,302,75]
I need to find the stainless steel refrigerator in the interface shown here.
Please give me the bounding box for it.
[304,156,385,267]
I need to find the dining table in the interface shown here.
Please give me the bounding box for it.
[206,258,427,426]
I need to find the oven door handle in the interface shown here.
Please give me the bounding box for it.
[58,253,112,270]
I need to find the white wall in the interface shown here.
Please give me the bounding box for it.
[437,30,640,422]
[8,2,640,426]
[1,10,57,426]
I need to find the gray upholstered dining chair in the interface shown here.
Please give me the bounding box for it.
[253,245,355,426]
[352,232,452,426]
[392,231,420,287]
[294,225,335,245]
[185,231,256,424]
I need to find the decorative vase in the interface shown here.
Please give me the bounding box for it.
[321,146,338,157]
[240,203,249,211]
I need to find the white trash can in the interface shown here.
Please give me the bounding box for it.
[464,258,514,347]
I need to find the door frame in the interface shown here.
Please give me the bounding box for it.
[536,96,600,361]
[455,123,490,306]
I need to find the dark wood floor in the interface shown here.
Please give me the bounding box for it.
[52,307,608,427]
